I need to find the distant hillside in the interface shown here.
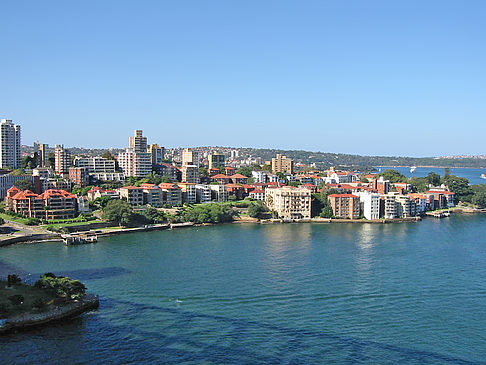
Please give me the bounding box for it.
[238,148,486,170]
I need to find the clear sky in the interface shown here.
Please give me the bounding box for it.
[1,1,485,156]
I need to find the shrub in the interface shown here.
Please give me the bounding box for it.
[32,298,46,310]
[8,295,24,305]
[0,303,8,317]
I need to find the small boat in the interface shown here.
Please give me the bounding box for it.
[481,173,486,179]
[410,166,417,173]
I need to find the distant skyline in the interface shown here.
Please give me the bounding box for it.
[1,1,485,157]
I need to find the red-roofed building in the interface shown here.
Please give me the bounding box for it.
[212,174,231,184]
[5,188,77,220]
[225,167,236,176]
[229,173,248,184]
[249,189,265,201]
[426,189,455,208]
[328,194,360,219]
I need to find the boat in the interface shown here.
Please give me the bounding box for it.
[481,173,486,179]
[410,166,417,173]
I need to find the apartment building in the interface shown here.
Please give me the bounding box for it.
[208,152,225,169]
[129,130,148,153]
[118,149,152,178]
[356,192,380,220]
[382,194,397,219]
[182,148,200,167]
[0,174,38,199]
[118,186,144,206]
[0,119,21,169]
[73,156,116,173]
[148,144,165,165]
[271,154,294,174]
[35,142,48,168]
[54,145,71,175]
[195,184,212,203]
[249,189,265,201]
[210,184,229,202]
[265,186,311,220]
[140,184,163,207]
[181,164,200,184]
[159,183,183,206]
[178,183,197,204]
[68,167,89,187]
[408,193,428,214]
[327,194,360,219]
[5,186,77,220]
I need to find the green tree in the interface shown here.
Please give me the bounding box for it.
[102,200,135,226]
[378,169,408,183]
[14,179,34,191]
[472,191,486,208]
[248,201,267,218]
[0,217,4,225]
[139,206,166,223]
[426,172,441,186]
[441,175,473,203]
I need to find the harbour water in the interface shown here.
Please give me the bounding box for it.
[1,216,486,364]
[377,166,486,185]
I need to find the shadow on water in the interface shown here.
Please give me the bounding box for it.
[0,296,483,364]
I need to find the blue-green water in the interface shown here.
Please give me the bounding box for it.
[1,217,486,364]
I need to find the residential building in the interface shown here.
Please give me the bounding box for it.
[208,152,225,169]
[148,144,165,165]
[271,154,294,174]
[0,173,38,199]
[0,119,21,169]
[210,184,229,202]
[118,186,144,206]
[382,194,397,219]
[41,178,72,192]
[73,156,116,173]
[408,193,428,215]
[54,145,71,175]
[159,183,182,206]
[153,163,179,182]
[5,187,77,220]
[249,189,265,201]
[181,164,200,183]
[129,130,148,153]
[225,167,236,176]
[356,192,380,220]
[89,172,125,182]
[426,189,456,208]
[36,142,48,167]
[140,183,163,207]
[178,183,197,204]
[118,149,152,177]
[328,194,360,219]
[32,167,53,180]
[68,167,89,187]
[251,171,267,183]
[229,174,248,184]
[87,187,119,201]
[182,148,200,167]
[195,184,212,203]
[265,186,311,220]
[395,194,413,217]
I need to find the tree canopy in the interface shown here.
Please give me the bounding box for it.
[102,200,135,226]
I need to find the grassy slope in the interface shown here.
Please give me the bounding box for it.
[0,280,57,318]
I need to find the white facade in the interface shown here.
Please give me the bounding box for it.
[89,172,125,181]
[181,164,200,183]
[118,149,152,177]
[74,157,116,173]
[195,184,212,203]
[265,187,311,220]
[54,145,71,175]
[0,119,21,169]
[210,184,229,202]
[251,171,267,183]
[382,194,397,219]
[356,192,380,220]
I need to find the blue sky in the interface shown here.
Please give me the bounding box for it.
[1,1,485,156]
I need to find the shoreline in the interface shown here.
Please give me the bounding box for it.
[0,294,99,335]
[376,165,486,170]
[2,208,485,247]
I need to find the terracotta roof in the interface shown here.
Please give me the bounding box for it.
[159,183,180,189]
[212,174,230,179]
[229,174,247,179]
[250,189,265,194]
[120,186,143,190]
[328,194,359,198]
[39,189,76,199]
[426,190,455,195]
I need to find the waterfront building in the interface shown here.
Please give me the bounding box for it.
[271,154,294,174]
[73,156,116,173]
[265,186,311,220]
[0,119,21,169]
[159,183,183,206]
[54,145,71,175]
[249,189,265,201]
[395,194,413,218]
[356,192,380,220]
[426,189,456,208]
[408,193,428,214]
[148,144,165,165]
[181,164,200,184]
[208,152,225,169]
[5,187,77,220]
[182,148,200,167]
[140,183,163,207]
[382,194,397,219]
[328,194,360,219]
[210,184,229,202]
[195,184,212,203]
[178,183,197,204]
[118,186,144,206]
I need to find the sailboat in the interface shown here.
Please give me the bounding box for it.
[410,166,417,173]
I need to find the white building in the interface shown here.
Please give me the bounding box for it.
[54,145,71,175]
[382,194,397,219]
[0,119,21,169]
[89,172,125,182]
[181,164,200,183]
[265,186,311,220]
[356,192,380,220]
[251,171,267,183]
[73,156,116,173]
[210,184,229,202]
[118,149,152,178]
[249,189,265,201]
[195,184,212,203]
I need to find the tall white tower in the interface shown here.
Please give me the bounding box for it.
[0,119,21,169]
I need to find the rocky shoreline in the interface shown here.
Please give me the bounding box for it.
[0,294,99,335]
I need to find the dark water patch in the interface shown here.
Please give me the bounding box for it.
[0,259,29,279]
